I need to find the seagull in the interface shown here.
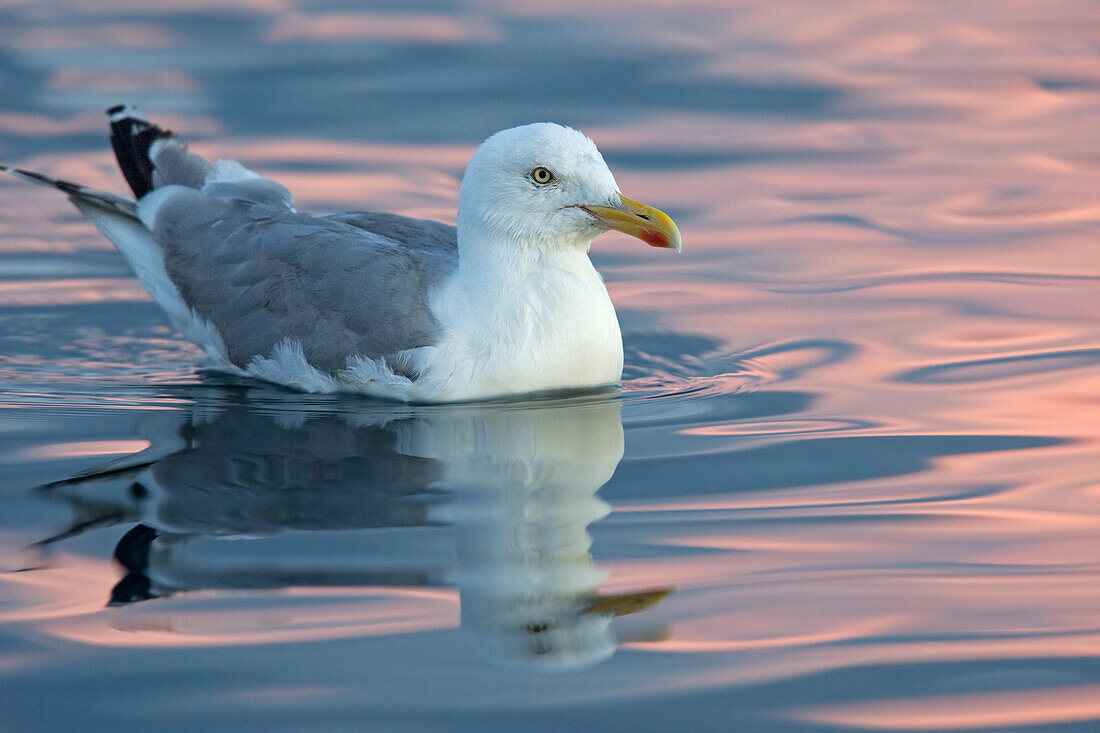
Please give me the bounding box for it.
[1,106,681,402]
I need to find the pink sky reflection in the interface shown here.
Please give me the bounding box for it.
[0,1,1097,719]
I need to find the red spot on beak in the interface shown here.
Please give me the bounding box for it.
[640,229,671,248]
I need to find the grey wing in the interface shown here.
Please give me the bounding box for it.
[321,211,458,292]
[323,211,457,258]
[151,187,458,373]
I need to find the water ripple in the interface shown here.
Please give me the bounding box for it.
[897,348,1100,384]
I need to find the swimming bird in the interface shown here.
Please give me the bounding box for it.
[1,107,681,402]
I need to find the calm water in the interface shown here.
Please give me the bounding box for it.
[2,2,1099,731]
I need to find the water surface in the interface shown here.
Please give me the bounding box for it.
[1,2,1099,731]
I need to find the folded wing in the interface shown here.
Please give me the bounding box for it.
[149,182,457,373]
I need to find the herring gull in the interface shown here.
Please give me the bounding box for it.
[1,106,681,402]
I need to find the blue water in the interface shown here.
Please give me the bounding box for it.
[2,2,1099,731]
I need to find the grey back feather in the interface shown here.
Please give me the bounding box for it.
[153,180,458,373]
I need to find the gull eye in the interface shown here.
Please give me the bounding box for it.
[530,166,554,185]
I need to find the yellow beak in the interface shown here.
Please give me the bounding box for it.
[581,194,682,252]
[580,588,672,617]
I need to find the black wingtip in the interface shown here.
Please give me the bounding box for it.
[108,523,162,606]
[107,105,173,198]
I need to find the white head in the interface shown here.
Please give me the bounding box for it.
[458,123,681,254]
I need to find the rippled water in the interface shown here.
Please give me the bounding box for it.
[2,2,1099,730]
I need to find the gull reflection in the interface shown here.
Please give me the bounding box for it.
[38,386,669,669]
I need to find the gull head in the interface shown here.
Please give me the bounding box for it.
[458,123,681,254]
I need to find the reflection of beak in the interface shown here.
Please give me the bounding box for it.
[581,588,672,617]
[580,195,682,252]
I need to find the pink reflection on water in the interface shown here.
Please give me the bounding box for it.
[0,112,106,137]
[2,24,183,49]
[796,685,1100,730]
[0,279,149,306]
[17,439,150,459]
[0,555,457,649]
[639,616,908,653]
[20,0,291,15]
[266,12,497,44]
[48,68,199,93]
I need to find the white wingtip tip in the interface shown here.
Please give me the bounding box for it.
[107,104,147,123]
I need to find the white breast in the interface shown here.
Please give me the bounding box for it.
[415,249,624,401]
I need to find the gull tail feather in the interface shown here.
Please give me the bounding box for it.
[0,164,199,345]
